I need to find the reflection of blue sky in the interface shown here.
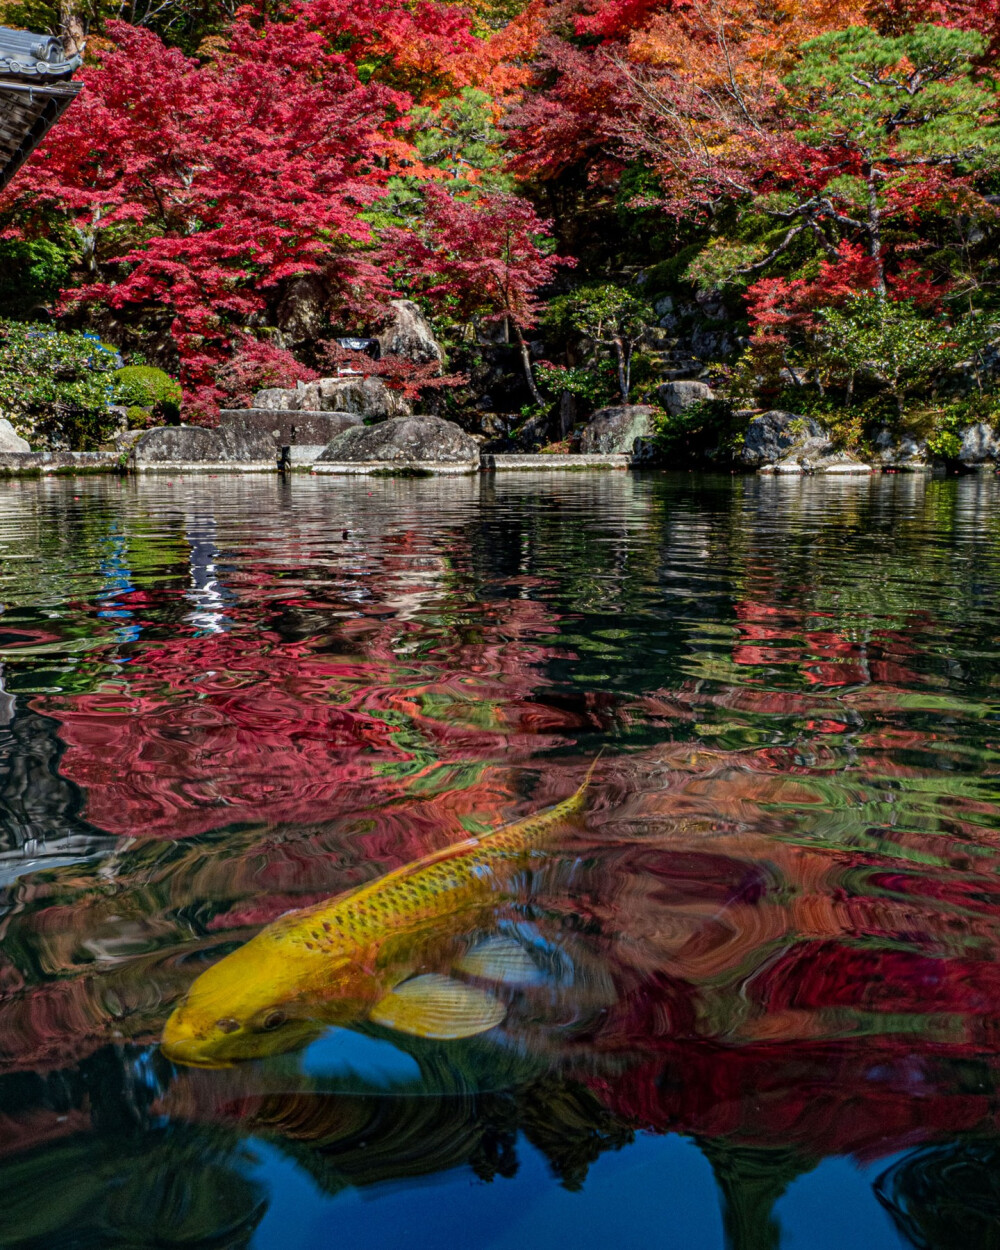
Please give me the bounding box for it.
[300,1028,422,1086]
[97,527,141,646]
[185,513,237,635]
[247,1134,908,1250]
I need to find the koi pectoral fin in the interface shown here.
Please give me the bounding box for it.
[454,936,547,986]
[368,974,506,1040]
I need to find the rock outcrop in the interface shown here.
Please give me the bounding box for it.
[873,428,929,471]
[376,299,443,369]
[295,375,409,418]
[580,405,659,460]
[0,418,29,453]
[744,411,872,474]
[314,415,479,474]
[958,422,1000,467]
[741,411,825,468]
[656,380,714,417]
[252,376,409,419]
[130,424,277,471]
[253,388,299,411]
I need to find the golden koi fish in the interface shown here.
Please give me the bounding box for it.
[161,762,597,1068]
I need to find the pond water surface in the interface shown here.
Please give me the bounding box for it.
[2,471,1000,1249]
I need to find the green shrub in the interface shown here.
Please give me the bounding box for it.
[125,405,153,428]
[113,365,182,423]
[922,395,1000,460]
[0,320,120,449]
[0,240,72,320]
[654,397,744,461]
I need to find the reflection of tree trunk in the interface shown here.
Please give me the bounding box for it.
[699,1139,815,1250]
[512,320,544,407]
[59,0,86,57]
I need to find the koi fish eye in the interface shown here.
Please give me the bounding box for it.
[216,1017,240,1035]
[261,1011,287,1032]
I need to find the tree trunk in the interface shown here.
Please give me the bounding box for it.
[59,0,86,56]
[614,338,628,402]
[866,170,886,296]
[512,320,544,407]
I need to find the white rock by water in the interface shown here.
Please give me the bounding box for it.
[0,418,30,453]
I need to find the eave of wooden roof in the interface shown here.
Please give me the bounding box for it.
[0,26,82,194]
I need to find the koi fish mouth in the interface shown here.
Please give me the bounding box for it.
[160,1035,234,1069]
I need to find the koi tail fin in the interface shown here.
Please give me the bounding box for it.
[566,748,605,814]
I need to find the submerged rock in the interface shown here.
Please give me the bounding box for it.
[579,405,659,460]
[130,424,277,470]
[0,418,29,454]
[376,299,443,369]
[315,415,479,474]
[760,441,872,475]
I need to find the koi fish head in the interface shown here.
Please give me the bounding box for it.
[161,933,358,1067]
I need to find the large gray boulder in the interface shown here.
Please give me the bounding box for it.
[656,380,714,417]
[959,422,1000,466]
[275,274,328,342]
[580,405,659,459]
[741,411,825,467]
[130,424,277,471]
[253,388,299,411]
[0,418,29,453]
[315,415,479,474]
[377,300,443,369]
[294,375,410,418]
[218,409,363,465]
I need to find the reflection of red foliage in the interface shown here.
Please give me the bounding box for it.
[44,592,576,842]
[589,1041,1000,1162]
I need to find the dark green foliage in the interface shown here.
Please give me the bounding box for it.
[113,365,182,423]
[0,320,120,449]
[0,240,71,320]
[653,397,745,463]
[542,283,654,401]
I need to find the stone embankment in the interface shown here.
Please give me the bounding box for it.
[3,358,1000,475]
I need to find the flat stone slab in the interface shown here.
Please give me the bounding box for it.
[130,424,277,472]
[760,461,873,475]
[313,459,477,475]
[483,453,632,471]
[0,451,119,475]
[219,408,362,450]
